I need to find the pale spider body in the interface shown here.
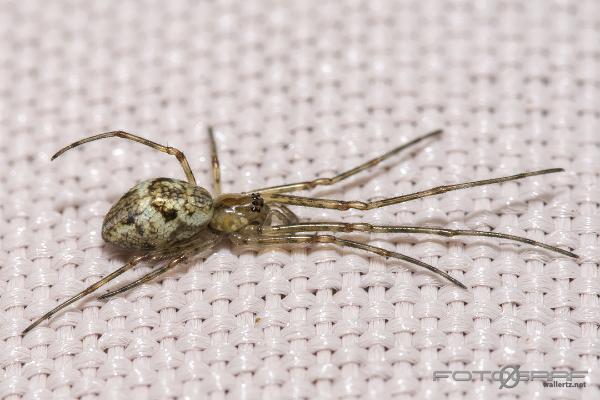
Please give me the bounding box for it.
[103,177,268,249]
[103,178,214,249]
[22,128,578,334]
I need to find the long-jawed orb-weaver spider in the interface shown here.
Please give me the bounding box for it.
[22,128,578,334]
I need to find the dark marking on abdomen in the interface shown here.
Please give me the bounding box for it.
[161,208,178,222]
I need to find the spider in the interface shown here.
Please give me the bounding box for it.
[22,128,578,334]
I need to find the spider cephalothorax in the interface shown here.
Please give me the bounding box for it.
[208,192,269,233]
[22,128,578,334]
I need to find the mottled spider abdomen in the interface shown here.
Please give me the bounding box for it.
[102,178,213,250]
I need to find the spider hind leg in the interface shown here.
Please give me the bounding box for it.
[99,255,187,300]
[22,254,151,334]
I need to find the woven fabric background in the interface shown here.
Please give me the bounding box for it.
[1,0,599,399]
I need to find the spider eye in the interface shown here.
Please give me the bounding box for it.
[250,193,264,212]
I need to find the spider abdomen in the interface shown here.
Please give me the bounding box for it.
[102,178,213,250]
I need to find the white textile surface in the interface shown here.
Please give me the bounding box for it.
[1,0,599,399]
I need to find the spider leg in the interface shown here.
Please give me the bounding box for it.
[22,254,151,334]
[208,126,222,194]
[264,169,564,210]
[259,223,578,258]
[275,204,300,223]
[52,131,197,185]
[249,130,442,194]
[98,255,187,300]
[263,205,300,226]
[231,232,467,289]
[98,233,222,300]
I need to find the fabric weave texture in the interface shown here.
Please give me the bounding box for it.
[1,0,599,399]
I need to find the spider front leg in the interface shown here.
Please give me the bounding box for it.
[263,169,564,210]
[259,223,578,258]
[52,130,198,185]
[231,231,467,289]
[250,130,442,194]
